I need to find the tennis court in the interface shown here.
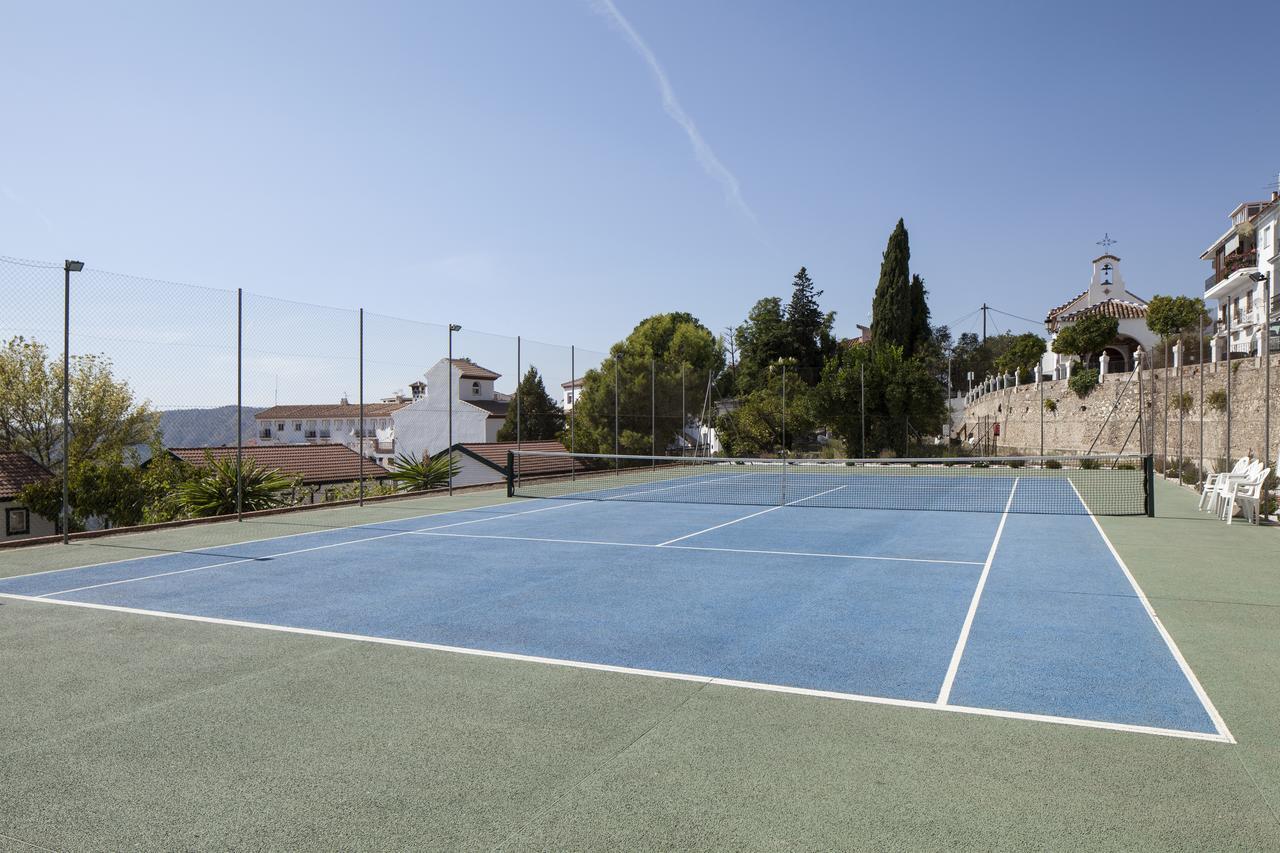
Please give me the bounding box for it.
[0,453,1230,743]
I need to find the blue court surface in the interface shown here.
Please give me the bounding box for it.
[0,479,1231,743]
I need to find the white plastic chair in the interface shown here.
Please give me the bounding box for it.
[1222,467,1270,525]
[1199,457,1249,511]
[1214,459,1261,515]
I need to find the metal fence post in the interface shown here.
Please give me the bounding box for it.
[570,345,576,470]
[613,354,620,473]
[1163,342,1170,478]
[1177,338,1184,484]
[1226,306,1233,463]
[1039,373,1044,457]
[650,357,656,467]
[859,363,866,459]
[359,308,365,506]
[1198,327,1204,482]
[448,324,460,495]
[516,335,521,449]
[236,288,243,520]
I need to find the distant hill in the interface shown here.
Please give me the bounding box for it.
[158,405,264,448]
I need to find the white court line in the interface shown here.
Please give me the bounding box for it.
[412,529,982,566]
[1065,479,1235,743]
[936,477,1019,705]
[31,500,588,599]
[656,485,849,546]
[0,495,535,584]
[0,591,1232,743]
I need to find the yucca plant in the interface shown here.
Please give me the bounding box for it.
[177,455,299,517]
[387,451,460,492]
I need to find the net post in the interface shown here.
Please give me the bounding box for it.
[1143,454,1155,517]
[507,450,515,498]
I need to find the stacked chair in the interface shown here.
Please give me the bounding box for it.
[1199,457,1271,525]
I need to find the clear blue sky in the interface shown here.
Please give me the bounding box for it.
[4,0,1278,352]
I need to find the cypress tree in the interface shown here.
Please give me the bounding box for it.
[870,219,912,349]
[907,274,931,356]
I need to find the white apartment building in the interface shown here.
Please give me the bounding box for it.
[1201,195,1279,361]
[254,358,511,467]
[561,378,584,411]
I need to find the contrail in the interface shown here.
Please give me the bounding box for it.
[592,0,758,226]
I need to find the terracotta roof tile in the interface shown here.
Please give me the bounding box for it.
[1050,298,1147,329]
[166,444,391,485]
[452,359,501,380]
[255,402,408,421]
[0,452,53,500]
[1045,289,1089,323]
[463,399,511,418]
[445,441,581,476]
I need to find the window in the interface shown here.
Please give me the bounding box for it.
[294,422,302,431]
[567,392,575,404]
[471,381,481,396]
[277,423,284,432]
[6,507,30,536]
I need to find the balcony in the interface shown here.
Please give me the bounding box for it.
[258,429,272,440]
[304,430,317,440]
[1204,250,1258,298]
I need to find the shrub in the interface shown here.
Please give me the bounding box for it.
[1007,459,1025,469]
[387,452,461,492]
[971,461,990,469]
[1173,392,1193,413]
[1043,398,1058,413]
[1116,463,1135,471]
[1207,389,1227,412]
[1080,458,1101,470]
[1068,368,1099,398]
[177,456,300,517]
[1044,459,1062,469]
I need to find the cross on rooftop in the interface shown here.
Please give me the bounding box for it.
[1096,233,1117,251]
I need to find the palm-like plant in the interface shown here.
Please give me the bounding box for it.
[387,451,460,492]
[177,455,299,517]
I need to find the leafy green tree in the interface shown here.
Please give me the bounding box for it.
[1051,314,1119,366]
[994,333,1047,377]
[814,343,945,457]
[733,297,789,392]
[391,451,461,491]
[716,360,816,457]
[497,366,565,441]
[0,336,159,469]
[177,455,299,517]
[1146,295,1207,369]
[870,219,912,350]
[572,313,723,456]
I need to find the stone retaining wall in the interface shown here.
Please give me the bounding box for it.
[961,354,1280,473]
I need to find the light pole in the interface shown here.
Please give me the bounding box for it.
[61,260,83,544]
[448,324,461,496]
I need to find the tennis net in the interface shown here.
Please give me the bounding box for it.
[507,451,1154,516]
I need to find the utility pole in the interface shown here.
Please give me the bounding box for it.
[981,303,989,342]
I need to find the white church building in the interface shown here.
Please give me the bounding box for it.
[254,358,511,467]
[1042,253,1154,379]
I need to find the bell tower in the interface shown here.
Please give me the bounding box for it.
[1087,254,1126,304]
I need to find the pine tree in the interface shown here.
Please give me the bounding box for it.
[907,274,931,357]
[497,366,565,441]
[870,219,912,349]
[784,267,828,384]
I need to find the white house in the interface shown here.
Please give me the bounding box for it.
[1043,253,1154,379]
[254,358,510,466]
[561,378,584,411]
[0,451,56,541]
[1201,195,1279,362]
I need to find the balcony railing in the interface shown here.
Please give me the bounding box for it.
[304,430,317,439]
[1205,250,1259,291]
[258,429,272,440]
